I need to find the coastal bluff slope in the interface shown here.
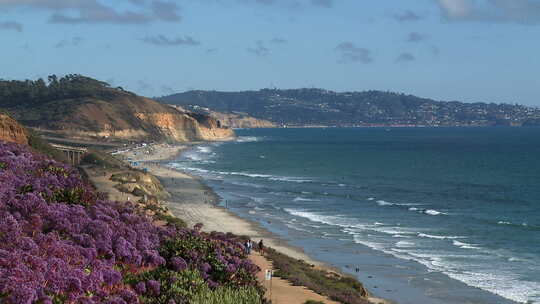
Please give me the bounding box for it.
[0,113,28,145]
[0,75,234,142]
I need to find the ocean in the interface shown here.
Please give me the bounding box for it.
[168,127,540,304]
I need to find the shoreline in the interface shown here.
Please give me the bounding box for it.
[120,143,332,266]
[118,143,390,304]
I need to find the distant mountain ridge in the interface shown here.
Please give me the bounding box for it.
[159,89,540,127]
[0,75,234,142]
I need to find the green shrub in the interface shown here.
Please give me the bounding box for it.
[27,131,68,163]
[125,269,208,304]
[154,212,187,229]
[81,150,125,169]
[191,286,262,304]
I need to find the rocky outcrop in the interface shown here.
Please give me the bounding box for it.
[208,111,276,128]
[0,113,28,145]
[134,112,235,142]
[110,170,169,199]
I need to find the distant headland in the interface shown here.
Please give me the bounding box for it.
[158,88,540,127]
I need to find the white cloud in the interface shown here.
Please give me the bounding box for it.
[436,0,540,24]
[438,0,473,19]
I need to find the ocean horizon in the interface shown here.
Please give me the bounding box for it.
[168,127,540,304]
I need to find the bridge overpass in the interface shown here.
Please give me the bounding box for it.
[50,144,88,166]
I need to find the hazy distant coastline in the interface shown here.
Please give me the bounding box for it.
[159,89,540,128]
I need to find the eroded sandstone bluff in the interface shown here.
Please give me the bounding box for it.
[1,75,235,143]
[38,95,235,142]
[0,113,28,145]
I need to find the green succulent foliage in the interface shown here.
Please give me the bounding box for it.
[50,187,88,206]
[125,269,207,304]
[160,235,226,279]
[191,286,262,304]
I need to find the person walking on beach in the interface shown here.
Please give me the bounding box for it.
[258,239,264,256]
[244,239,253,255]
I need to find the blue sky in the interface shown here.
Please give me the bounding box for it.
[1,0,539,106]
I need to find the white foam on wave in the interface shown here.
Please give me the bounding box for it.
[183,167,210,174]
[285,209,539,304]
[377,200,394,206]
[183,152,203,161]
[396,240,415,248]
[407,207,447,216]
[284,209,347,227]
[392,234,412,238]
[452,240,481,250]
[284,210,539,303]
[236,136,262,143]
[269,176,313,183]
[285,223,312,234]
[227,181,264,189]
[498,221,512,225]
[388,248,540,303]
[424,209,447,216]
[446,270,540,304]
[286,210,417,240]
[219,171,269,178]
[213,170,312,183]
[352,235,387,251]
[293,197,320,202]
[197,146,212,153]
[418,233,466,240]
[367,197,375,201]
[376,200,422,208]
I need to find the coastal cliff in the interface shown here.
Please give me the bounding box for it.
[0,75,234,143]
[207,111,276,128]
[168,105,276,129]
[0,113,28,145]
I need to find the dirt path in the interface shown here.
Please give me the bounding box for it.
[250,251,341,304]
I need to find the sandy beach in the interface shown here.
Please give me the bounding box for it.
[115,143,389,304]
[120,143,322,264]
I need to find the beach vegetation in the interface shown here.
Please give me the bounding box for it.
[191,286,262,304]
[81,150,126,169]
[264,247,370,304]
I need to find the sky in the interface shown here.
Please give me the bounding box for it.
[1,0,539,106]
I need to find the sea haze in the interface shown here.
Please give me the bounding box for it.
[168,127,540,304]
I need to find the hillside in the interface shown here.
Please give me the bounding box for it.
[159,89,540,127]
[0,112,28,145]
[0,75,234,142]
[0,141,263,303]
